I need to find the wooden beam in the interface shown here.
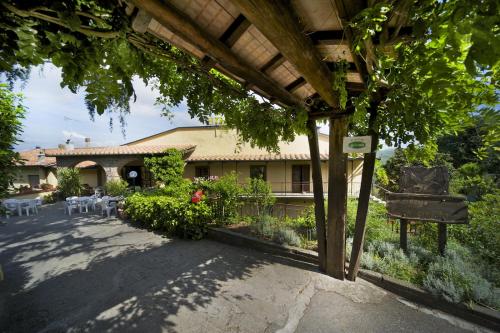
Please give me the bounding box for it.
[332,0,370,84]
[132,0,301,106]
[219,14,251,47]
[307,117,327,272]
[285,77,306,92]
[232,0,340,108]
[260,54,285,74]
[347,109,378,281]
[132,9,152,33]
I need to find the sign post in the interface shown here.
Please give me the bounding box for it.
[128,170,138,192]
[343,136,372,154]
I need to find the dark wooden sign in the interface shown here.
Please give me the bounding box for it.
[386,192,468,224]
[387,166,468,255]
[399,166,449,195]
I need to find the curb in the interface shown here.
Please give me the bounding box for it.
[207,227,500,331]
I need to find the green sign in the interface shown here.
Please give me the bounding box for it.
[348,141,366,149]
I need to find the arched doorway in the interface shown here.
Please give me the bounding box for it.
[120,159,154,188]
[73,160,106,193]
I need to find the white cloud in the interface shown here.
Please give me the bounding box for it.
[62,130,87,140]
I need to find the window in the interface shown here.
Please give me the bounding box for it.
[195,166,210,178]
[292,165,310,193]
[28,175,40,189]
[250,165,266,181]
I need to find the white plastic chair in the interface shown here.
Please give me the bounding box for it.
[2,200,19,218]
[22,200,38,216]
[79,198,91,213]
[101,199,117,218]
[65,197,79,216]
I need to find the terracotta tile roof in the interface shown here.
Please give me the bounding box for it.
[16,149,56,167]
[186,153,362,162]
[45,144,195,157]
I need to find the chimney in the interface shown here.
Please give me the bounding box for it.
[85,137,91,147]
[58,144,65,149]
[37,149,45,163]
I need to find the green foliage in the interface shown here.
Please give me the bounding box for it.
[437,113,500,173]
[56,167,82,197]
[273,228,301,247]
[203,172,242,224]
[346,198,394,244]
[125,192,212,240]
[331,60,348,109]
[449,163,496,201]
[43,192,57,204]
[423,243,499,307]
[144,149,185,186]
[449,192,500,271]
[251,214,276,239]
[0,84,25,198]
[285,206,316,230]
[243,177,275,217]
[0,1,307,152]
[104,179,129,197]
[349,1,498,149]
[374,159,389,187]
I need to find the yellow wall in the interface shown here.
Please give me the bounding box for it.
[79,169,99,188]
[12,167,58,188]
[127,127,330,157]
[184,159,362,196]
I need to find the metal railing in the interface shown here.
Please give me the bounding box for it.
[236,181,364,197]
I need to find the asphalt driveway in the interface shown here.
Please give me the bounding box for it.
[0,203,487,333]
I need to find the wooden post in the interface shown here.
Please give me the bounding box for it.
[400,219,408,253]
[347,109,378,281]
[327,116,348,279]
[438,223,447,255]
[306,117,327,272]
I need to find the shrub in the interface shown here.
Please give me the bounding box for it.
[43,192,57,204]
[286,205,315,230]
[449,163,496,201]
[144,149,185,186]
[204,172,242,224]
[423,243,499,308]
[346,199,394,245]
[243,177,275,217]
[250,214,276,239]
[105,179,129,196]
[124,192,212,240]
[57,168,82,198]
[273,228,301,247]
[449,191,500,281]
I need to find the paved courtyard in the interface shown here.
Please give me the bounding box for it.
[0,203,488,333]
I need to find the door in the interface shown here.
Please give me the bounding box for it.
[292,165,310,193]
[28,175,40,189]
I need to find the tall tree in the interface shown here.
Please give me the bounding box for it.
[0,84,25,198]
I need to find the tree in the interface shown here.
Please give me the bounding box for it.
[144,149,185,186]
[0,84,25,198]
[57,167,82,198]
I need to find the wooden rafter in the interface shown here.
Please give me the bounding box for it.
[132,0,301,107]
[231,0,340,109]
[219,14,251,48]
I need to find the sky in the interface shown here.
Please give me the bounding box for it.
[11,63,334,152]
[12,63,204,151]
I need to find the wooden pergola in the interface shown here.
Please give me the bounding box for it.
[127,0,410,280]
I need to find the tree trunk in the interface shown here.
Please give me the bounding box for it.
[347,110,378,281]
[326,116,349,279]
[306,117,327,272]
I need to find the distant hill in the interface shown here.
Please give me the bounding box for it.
[377,148,396,164]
